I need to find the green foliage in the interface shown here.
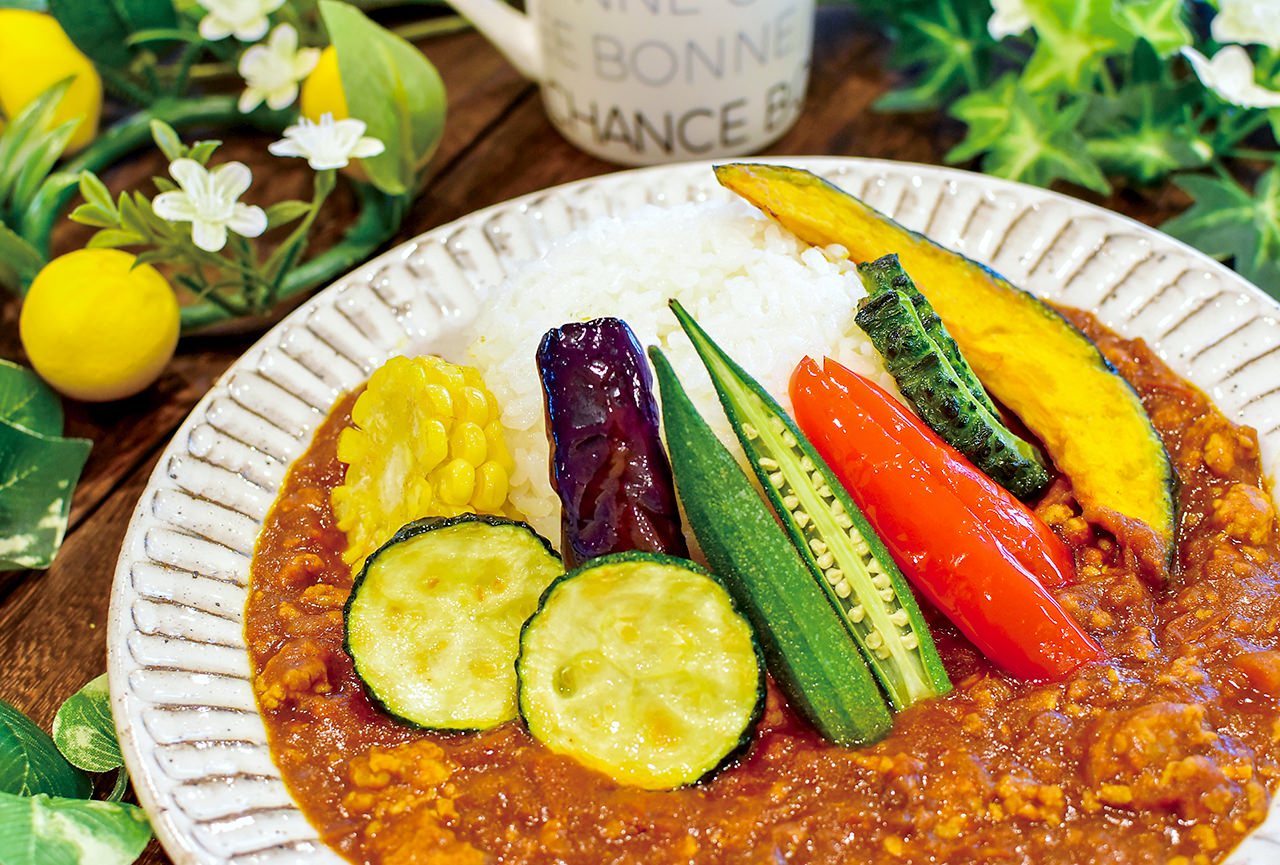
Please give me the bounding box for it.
[0,700,90,798]
[47,0,177,72]
[320,0,446,196]
[0,682,150,865]
[0,363,91,572]
[869,0,1280,298]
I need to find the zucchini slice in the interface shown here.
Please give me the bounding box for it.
[517,552,764,789]
[343,514,563,731]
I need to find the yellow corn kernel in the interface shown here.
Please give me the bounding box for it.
[438,458,477,506]
[450,421,488,465]
[330,355,520,569]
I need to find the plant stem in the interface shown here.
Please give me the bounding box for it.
[390,14,472,42]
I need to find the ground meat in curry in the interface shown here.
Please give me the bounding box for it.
[245,310,1280,865]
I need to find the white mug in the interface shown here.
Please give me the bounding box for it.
[443,0,815,165]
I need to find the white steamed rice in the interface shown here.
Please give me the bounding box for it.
[462,199,895,543]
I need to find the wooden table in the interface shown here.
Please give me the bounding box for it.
[0,6,1183,862]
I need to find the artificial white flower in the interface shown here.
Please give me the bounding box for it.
[1182,45,1280,108]
[268,113,386,170]
[1212,0,1280,50]
[153,159,268,252]
[988,0,1032,40]
[196,0,286,42]
[238,24,321,113]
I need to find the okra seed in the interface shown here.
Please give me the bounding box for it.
[874,645,893,660]
[902,633,919,650]
[825,568,843,584]
[809,538,827,555]
[743,423,760,440]
[830,500,845,515]
[834,513,853,529]
[770,416,786,434]
[799,456,815,472]
[834,580,852,599]
[817,552,835,569]
[872,575,892,590]
[794,511,810,527]
[878,587,895,602]
[769,472,785,488]
[889,610,910,628]
[865,631,884,650]
[759,456,779,470]
[782,430,798,448]
[848,604,866,623]
[783,495,799,509]
[816,485,832,498]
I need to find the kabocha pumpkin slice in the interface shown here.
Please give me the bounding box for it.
[344,514,563,731]
[716,162,1178,582]
[517,553,764,789]
[331,354,519,570]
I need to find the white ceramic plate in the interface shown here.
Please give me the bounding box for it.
[107,157,1280,865]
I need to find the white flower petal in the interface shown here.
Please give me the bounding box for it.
[988,0,1032,40]
[265,83,299,111]
[270,21,298,53]
[1184,45,1280,108]
[350,137,386,159]
[293,47,321,79]
[232,18,271,42]
[168,159,207,192]
[152,191,200,222]
[238,88,264,113]
[267,139,305,158]
[229,203,268,238]
[198,15,232,41]
[210,161,254,200]
[191,219,228,252]
[1212,0,1280,49]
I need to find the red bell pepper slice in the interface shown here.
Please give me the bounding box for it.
[790,356,1102,681]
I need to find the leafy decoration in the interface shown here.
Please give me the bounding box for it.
[1161,168,1280,291]
[0,793,151,865]
[0,700,90,799]
[871,0,1280,298]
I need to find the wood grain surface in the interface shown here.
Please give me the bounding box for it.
[0,7,1184,863]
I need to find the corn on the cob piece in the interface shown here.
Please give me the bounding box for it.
[331,355,518,569]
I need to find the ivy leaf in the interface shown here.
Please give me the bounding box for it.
[1082,80,1211,182]
[52,676,121,774]
[877,1,992,112]
[0,792,151,865]
[1161,169,1280,298]
[265,200,314,229]
[1022,0,1135,90]
[0,700,90,799]
[1116,0,1192,57]
[944,73,1019,163]
[0,416,92,571]
[0,360,62,437]
[949,83,1110,193]
[86,229,147,249]
[320,1,446,196]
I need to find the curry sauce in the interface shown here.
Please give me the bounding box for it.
[246,312,1280,865]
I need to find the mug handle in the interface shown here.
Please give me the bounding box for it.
[442,0,542,81]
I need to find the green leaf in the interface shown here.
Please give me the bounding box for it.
[52,676,121,773]
[1021,0,1135,90]
[186,140,221,165]
[0,360,63,437]
[949,83,1110,194]
[0,792,151,865]
[0,417,92,571]
[0,700,90,798]
[0,78,73,205]
[77,172,115,215]
[321,0,447,196]
[1116,0,1191,57]
[0,1,49,10]
[86,229,147,248]
[264,200,313,228]
[0,223,46,292]
[1082,84,1210,182]
[46,0,178,71]
[876,1,992,112]
[69,204,120,229]
[149,120,184,164]
[1161,169,1280,298]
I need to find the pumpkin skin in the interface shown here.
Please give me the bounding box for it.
[716,163,1177,583]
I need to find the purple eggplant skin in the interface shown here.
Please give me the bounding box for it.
[537,317,690,568]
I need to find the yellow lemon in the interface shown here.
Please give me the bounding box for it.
[300,45,349,122]
[20,249,180,402]
[0,10,102,152]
